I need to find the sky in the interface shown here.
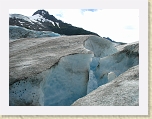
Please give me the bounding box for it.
[9,9,139,43]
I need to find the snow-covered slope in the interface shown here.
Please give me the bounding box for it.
[9,25,60,40]
[72,65,139,106]
[9,13,57,26]
[10,14,33,23]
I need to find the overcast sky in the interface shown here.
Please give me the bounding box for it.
[9,9,139,43]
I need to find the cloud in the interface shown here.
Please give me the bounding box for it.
[9,9,139,43]
[56,13,63,17]
[80,9,98,15]
[124,25,135,30]
[52,9,139,43]
[81,9,98,12]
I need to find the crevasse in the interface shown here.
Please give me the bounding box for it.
[9,35,138,106]
[84,36,118,94]
[39,36,118,105]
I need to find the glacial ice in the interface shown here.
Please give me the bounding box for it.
[9,35,139,106]
[94,42,139,87]
[108,72,117,82]
[84,35,117,58]
[9,77,44,106]
[72,65,139,106]
[40,54,93,106]
[9,25,60,40]
[84,35,119,93]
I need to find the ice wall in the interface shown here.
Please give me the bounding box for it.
[84,36,118,94]
[72,65,139,106]
[9,76,44,106]
[94,42,139,87]
[9,35,139,106]
[40,54,93,105]
[84,35,117,58]
[9,53,93,106]
[85,37,139,94]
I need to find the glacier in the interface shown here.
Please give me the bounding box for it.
[72,65,139,106]
[40,54,93,106]
[9,35,139,106]
[94,41,139,87]
[9,25,60,40]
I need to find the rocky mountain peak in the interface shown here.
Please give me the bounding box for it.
[33,9,49,16]
[32,9,58,22]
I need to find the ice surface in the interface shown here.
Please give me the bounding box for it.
[94,42,139,86]
[85,36,119,92]
[72,65,139,106]
[9,35,139,106]
[9,77,44,106]
[9,25,60,40]
[40,53,93,105]
[108,72,117,82]
[84,35,117,58]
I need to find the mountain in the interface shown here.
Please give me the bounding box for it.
[9,9,99,36]
[9,35,139,106]
[33,9,58,22]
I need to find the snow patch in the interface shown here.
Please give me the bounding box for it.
[47,19,55,26]
[56,22,60,28]
[30,14,55,26]
[18,21,25,24]
[29,14,44,22]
